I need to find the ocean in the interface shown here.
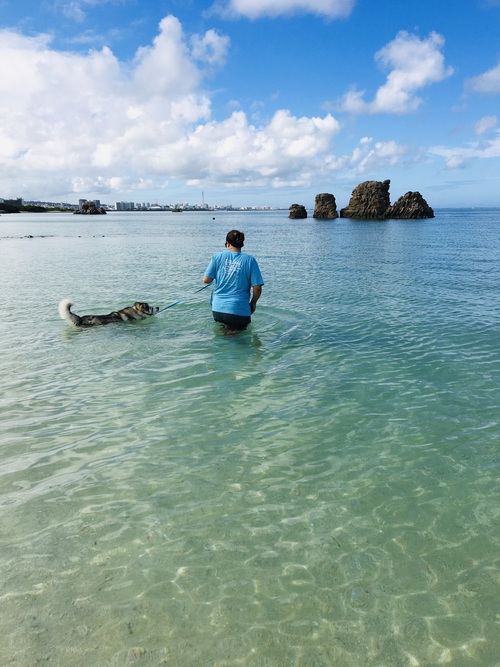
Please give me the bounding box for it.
[0,209,498,666]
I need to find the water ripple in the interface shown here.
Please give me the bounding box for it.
[0,210,498,666]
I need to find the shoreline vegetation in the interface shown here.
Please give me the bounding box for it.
[0,202,55,214]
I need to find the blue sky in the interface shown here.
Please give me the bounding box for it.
[1,0,499,208]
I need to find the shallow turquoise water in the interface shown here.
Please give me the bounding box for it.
[0,209,498,666]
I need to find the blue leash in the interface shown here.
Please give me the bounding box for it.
[155,283,211,314]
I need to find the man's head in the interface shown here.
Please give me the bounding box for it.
[226,230,244,248]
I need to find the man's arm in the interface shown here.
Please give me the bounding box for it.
[250,285,262,313]
[202,275,213,284]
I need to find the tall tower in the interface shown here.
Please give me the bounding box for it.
[201,191,205,208]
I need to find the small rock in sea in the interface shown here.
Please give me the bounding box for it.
[289,203,308,219]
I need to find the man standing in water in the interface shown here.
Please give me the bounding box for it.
[203,230,264,331]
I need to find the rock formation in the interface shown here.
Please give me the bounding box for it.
[74,201,107,215]
[289,204,308,219]
[313,193,338,219]
[338,179,434,219]
[386,191,434,219]
[340,180,391,219]
[289,180,434,221]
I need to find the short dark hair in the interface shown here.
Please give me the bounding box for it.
[226,230,245,248]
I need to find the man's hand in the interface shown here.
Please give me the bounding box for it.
[250,285,262,313]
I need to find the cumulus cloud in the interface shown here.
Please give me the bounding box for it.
[128,109,342,192]
[465,61,500,94]
[190,30,230,66]
[339,31,453,114]
[210,0,355,20]
[0,18,347,198]
[1,15,452,201]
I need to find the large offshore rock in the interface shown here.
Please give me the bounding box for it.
[386,191,434,219]
[313,193,338,219]
[340,179,391,219]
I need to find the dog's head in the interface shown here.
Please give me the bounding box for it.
[133,302,160,316]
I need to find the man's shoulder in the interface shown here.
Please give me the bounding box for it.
[211,250,227,260]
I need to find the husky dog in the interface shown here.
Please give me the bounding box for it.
[59,299,159,326]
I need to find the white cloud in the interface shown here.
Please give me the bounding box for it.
[342,137,417,173]
[58,0,120,22]
[145,110,341,187]
[62,1,86,22]
[190,29,230,66]
[465,61,500,94]
[339,31,453,114]
[475,115,497,136]
[0,19,346,198]
[3,16,469,202]
[444,155,469,169]
[431,132,500,169]
[210,0,355,20]
[132,16,203,97]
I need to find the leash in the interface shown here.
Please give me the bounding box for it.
[155,283,212,314]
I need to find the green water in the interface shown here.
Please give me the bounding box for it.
[0,210,498,665]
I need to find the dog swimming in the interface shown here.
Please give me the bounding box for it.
[59,299,159,326]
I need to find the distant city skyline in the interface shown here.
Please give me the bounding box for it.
[10,196,285,212]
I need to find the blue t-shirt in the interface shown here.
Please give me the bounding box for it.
[205,250,264,316]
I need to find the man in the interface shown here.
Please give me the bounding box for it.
[203,230,264,331]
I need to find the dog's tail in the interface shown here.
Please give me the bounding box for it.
[59,299,81,326]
